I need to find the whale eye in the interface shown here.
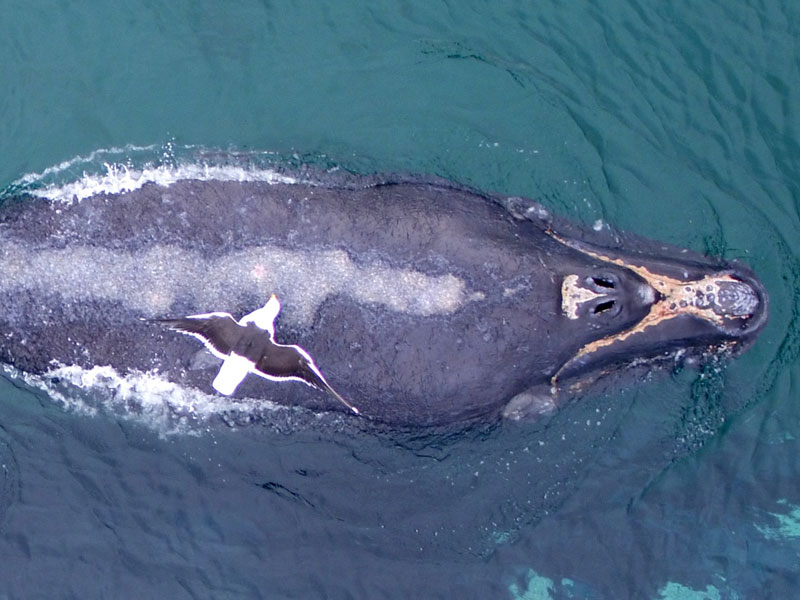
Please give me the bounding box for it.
[594,300,616,314]
[592,277,615,289]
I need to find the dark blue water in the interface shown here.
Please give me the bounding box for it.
[1,1,798,598]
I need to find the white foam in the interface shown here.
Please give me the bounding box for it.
[28,161,297,204]
[8,362,285,437]
[13,144,160,186]
[8,143,303,205]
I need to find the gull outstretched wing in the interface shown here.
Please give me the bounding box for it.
[152,312,241,360]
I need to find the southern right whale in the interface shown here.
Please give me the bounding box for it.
[0,171,768,426]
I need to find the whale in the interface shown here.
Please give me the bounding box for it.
[0,171,768,426]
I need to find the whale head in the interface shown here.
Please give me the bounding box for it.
[550,234,768,385]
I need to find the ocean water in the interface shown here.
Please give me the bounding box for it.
[0,1,798,599]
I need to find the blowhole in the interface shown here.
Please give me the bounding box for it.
[592,277,615,289]
[594,300,615,314]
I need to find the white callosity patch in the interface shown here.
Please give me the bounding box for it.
[0,242,470,323]
[560,274,603,320]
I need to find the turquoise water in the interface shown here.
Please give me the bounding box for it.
[1,1,799,598]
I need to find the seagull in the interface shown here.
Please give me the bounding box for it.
[150,294,359,415]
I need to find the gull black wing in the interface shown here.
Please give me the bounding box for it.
[150,312,241,360]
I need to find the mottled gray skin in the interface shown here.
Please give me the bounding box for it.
[0,177,768,425]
